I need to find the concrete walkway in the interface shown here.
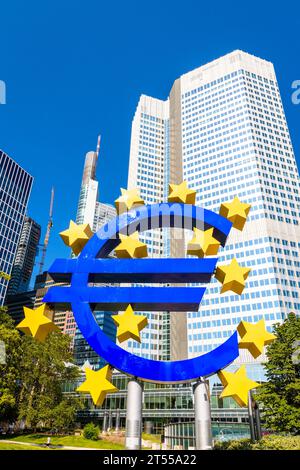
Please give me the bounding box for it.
[1,439,103,450]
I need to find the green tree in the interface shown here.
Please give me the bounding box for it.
[49,398,82,432]
[17,331,81,431]
[83,422,99,440]
[256,313,300,434]
[0,308,22,422]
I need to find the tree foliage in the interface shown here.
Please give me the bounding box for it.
[0,308,22,422]
[0,310,82,431]
[256,313,300,434]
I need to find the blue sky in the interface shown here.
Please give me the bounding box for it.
[0,0,299,278]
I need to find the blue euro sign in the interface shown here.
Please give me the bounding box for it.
[44,203,239,383]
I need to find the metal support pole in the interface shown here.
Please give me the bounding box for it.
[193,378,213,450]
[102,411,108,434]
[108,411,112,432]
[254,401,262,440]
[115,408,120,433]
[248,391,256,442]
[125,378,143,450]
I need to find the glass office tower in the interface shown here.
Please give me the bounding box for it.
[128,50,300,366]
[0,150,33,305]
[73,140,117,364]
[7,216,41,295]
[72,52,300,433]
[126,96,172,361]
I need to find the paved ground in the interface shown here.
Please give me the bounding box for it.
[1,439,103,450]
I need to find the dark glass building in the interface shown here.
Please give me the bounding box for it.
[0,150,33,305]
[6,290,36,324]
[73,310,117,369]
[7,216,41,295]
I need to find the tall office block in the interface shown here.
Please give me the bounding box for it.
[7,216,41,295]
[128,51,300,368]
[6,290,36,325]
[76,137,116,231]
[74,311,117,369]
[73,140,117,364]
[127,96,172,361]
[34,271,77,348]
[94,202,116,231]
[76,149,99,228]
[0,150,33,305]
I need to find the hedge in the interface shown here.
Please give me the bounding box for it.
[214,434,300,450]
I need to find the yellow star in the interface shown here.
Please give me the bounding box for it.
[112,305,148,343]
[17,304,59,342]
[215,258,251,295]
[187,227,220,258]
[218,366,261,407]
[115,231,148,258]
[238,319,276,358]
[219,196,251,230]
[60,220,93,255]
[168,181,197,204]
[77,365,118,407]
[115,188,145,214]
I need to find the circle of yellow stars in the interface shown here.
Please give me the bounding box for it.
[16,182,277,408]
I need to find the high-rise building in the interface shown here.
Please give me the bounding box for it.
[127,96,174,361]
[75,136,116,231]
[72,139,117,364]
[0,150,33,306]
[6,290,36,325]
[7,216,41,295]
[128,50,300,369]
[74,311,117,369]
[76,147,99,228]
[34,141,117,353]
[71,51,300,435]
[33,271,77,348]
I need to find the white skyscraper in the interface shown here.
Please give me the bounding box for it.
[76,137,116,231]
[128,50,300,370]
[126,96,171,360]
[73,139,117,363]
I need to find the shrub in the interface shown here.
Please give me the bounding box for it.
[214,434,300,450]
[252,435,300,450]
[83,423,99,441]
[214,438,252,450]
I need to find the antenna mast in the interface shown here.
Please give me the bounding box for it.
[38,187,54,274]
[96,134,101,158]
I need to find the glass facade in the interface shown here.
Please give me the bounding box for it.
[127,50,300,367]
[67,52,300,435]
[73,310,117,369]
[0,150,33,305]
[180,58,300,360]
[66,371,257,436]
[164,421,251,449]
[73,146,118,361]
[7,216,41,295]
[126,96,170,361]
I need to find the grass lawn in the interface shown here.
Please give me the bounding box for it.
[142,433,161,444]
[4,434,124,450]
[0,442,46,450]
